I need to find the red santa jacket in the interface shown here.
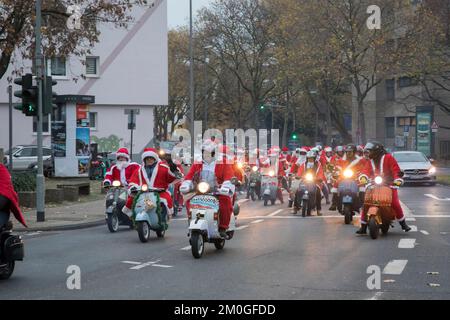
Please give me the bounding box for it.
[0,164,27,227]
[103,162,140,187]
[129,162,180,209]
[297,162,326,183]
[360,153,403,183]
[184,161,234,185]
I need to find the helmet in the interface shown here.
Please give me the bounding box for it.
[357,145,364,152]
[364,141,385,160]
[316,145,323,152]
[324,147,333,153]
[306,151,316,159]
[345,144,357,153]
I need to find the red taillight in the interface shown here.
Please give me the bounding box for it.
[214,212,218,221]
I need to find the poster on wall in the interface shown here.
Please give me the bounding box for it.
[416,112,432,157]
[76,127,91,157]
[51,121,66,157]
[78,158,90,175]
[76,104,90,127]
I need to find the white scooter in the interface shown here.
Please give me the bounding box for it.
[185,181,237,259]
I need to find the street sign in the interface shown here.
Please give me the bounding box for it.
[431,120,439,133]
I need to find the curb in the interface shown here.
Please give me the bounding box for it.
[15,219,105,232]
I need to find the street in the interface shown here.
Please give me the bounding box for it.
[1,184,449,300]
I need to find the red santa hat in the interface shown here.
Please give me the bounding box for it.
[116,148,130,161]
[141,148,160,162]
[282,147,289,152]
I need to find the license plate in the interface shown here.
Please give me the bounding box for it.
[409,175,424,180]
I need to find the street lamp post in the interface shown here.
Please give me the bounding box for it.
[189,0,195,162]
[203,45,213,130]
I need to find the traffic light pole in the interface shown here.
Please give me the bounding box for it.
[35,0,45,222]
[8,85,13,171]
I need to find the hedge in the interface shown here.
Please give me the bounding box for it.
[11,171,36,192]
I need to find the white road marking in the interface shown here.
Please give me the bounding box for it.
[237,199,250,204]
[411,215,450,218]
[130,260,161,270]
[180,246,191,251]
[268,209,284,217]
[152,264,173,268]
[420,230,429,235]
[406,217,416,222]
[25,232,43,236]
[409,225,418,232]
[368,292,384,300]
[251,219,264,224]
[121,261,142,265]
[398,238,416,249]
[424,194,450,201]
[236,225,249,230]
[383,260,408,275]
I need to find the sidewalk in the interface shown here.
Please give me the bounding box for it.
[15,199,105,232]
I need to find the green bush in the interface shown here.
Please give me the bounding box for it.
[11,171,36,192]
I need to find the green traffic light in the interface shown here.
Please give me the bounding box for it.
[292,134,297,139]
[260,105,265,110]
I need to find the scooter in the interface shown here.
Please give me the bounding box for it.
[337,169,360,225]
[363,176,397,240]
[294,172,320,217]
[247,166,261,201]
[132,185,169,243]
[261,169,278,206]
[289,174,301,209]
[104,180,134,232]
[0,221,24,280]
[187,181,237,259]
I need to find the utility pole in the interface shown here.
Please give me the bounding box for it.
[203,47,209,130]
[189,0,195,161]
[35,0,46,222]
[8,85,13,171]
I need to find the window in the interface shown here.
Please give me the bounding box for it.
[397,117,416,126]
[89,112,97,130]
[86,56,99,77]
[33,115,51,134]
[17,148,35,157]
[43,148,52,156]
[48,57,66,77]
[386,79,395,101]
[441,141,450,160]
[398,76,418,88]
[385,117,395,139]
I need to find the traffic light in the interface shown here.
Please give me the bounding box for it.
[14,74,38,116]
[43,76,57,115]
[292,133,298,140]
[260,105,265,110]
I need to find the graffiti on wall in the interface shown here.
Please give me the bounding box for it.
[91,135,123,153]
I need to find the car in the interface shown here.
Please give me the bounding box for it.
[392,151,437,185]
[3,145,52,170]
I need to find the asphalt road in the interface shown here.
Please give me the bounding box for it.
[1,185,449,300]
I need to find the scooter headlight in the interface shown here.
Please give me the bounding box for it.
[269,170,275,177]
[305,173,314,182]
[343,169,354,179]
[252,166,258,172]
[141,184,148,192]
[374,176,383,185]
[237,162,243,169]
[112,180,121,187]
[197,182,210,194]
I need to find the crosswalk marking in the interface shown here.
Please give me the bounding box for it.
[383,260,408,275]
[398,238,416,249]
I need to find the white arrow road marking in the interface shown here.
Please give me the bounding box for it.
[122,260,173,270]
[398,238,416,249]
[130,260,161,270]
[268,209,284,217]
[122,261,142,265]
[383,260,408,275]
[236,225,249,230]
[251,219,264,224]
[425,194,450,201]
[420,230,429,235]
[180,246,191,251]
[368,292,384,300]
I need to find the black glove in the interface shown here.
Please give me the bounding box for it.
[130,186,138,194]
[103,181,111,188]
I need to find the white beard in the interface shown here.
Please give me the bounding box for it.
[306,162,314,169]
[116,160,129,170]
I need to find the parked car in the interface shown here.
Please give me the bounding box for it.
[392,151,437,185]
[3,145,52,170]
[27,156,55,178]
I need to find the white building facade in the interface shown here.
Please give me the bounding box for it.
[0,0,168,162]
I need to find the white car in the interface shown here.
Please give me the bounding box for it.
[3,145,52,170]
[392,151,437,185]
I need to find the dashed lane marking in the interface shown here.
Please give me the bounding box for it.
[237,199,250,205]
[424,194,450,201]
[180,246,191,251]
[398,238,416,249]
[420,230,429,235]
[251,219,264,224]
[268,209,284,217]
[383,260,408,275]
[235,225,249,231]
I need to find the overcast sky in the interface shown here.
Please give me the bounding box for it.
[168,0,212,28]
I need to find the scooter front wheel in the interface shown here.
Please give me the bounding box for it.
[191,232,204,259]
[368,216,379,240]
[343,205,352,225]
[107,213,119,233]
[214,238,225,250]
[137,221,150,243]
[0,262,15,280]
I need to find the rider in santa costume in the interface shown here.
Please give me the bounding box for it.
[356,142,411,234]
[103,148,140,188]
[180,140,235,238]
[122,148,182,217]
